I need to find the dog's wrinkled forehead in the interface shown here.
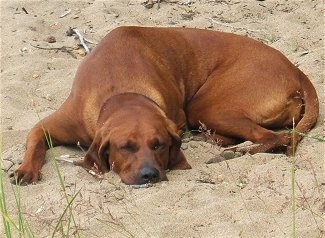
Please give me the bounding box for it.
[109,119,170,145]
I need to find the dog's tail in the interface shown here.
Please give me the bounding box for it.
[288,70,319,155]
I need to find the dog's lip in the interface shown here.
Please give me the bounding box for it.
[160,172,168,181]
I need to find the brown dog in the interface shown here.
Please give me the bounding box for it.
[13,26,319,185]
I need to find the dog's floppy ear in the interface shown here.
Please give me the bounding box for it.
[74,130,110,173]
[166,119,191,170]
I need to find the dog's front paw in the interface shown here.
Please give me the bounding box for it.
[9,166,41,185]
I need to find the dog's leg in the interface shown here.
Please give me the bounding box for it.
[193,132,240,146]
[190,114,291,154]
[223,119,290,154]
[12,105,87,184]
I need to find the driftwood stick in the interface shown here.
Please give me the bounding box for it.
[72,28,90,53]
[30,44,78,58]
[83,37,98,45]
[59,9,71,18]
[55,155,74,163]
[30,44,76,51]
[222,141,260,153]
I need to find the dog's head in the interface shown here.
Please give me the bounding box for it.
[76,97,191,185]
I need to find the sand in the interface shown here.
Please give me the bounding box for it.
[1,0,324,237]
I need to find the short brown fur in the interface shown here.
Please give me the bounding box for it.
[14,27,319,185]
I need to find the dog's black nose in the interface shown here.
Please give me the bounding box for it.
[139,167,160,184]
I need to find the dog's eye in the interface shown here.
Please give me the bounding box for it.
[120,144,137,153]
[103,151,109,160]
[152,143,165,151]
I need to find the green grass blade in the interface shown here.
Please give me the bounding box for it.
[10,179,35,238]
[291,120,296,238]
[51,188,81,238]
[37,116,81,237]
[0,144,13,237]
[45,133,80,237]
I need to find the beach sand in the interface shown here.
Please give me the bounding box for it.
[1,1,324,237]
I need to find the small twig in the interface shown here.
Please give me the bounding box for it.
[59,9,71,18]
[299,51,309,57]
[55,155,74,164]
[77,141,86,153]
[30,44,76,51]
[83,37,98,45]
[22,7,28,14]
[296,182,324,229]
[223,141,260,153]
[72,28,90,53]
[89,163,104,180]
[67,27,97,45]
[30,44,78,58]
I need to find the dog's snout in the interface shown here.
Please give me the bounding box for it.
[139,167,160,184]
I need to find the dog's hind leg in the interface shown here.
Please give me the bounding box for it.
[188,112,291,155]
